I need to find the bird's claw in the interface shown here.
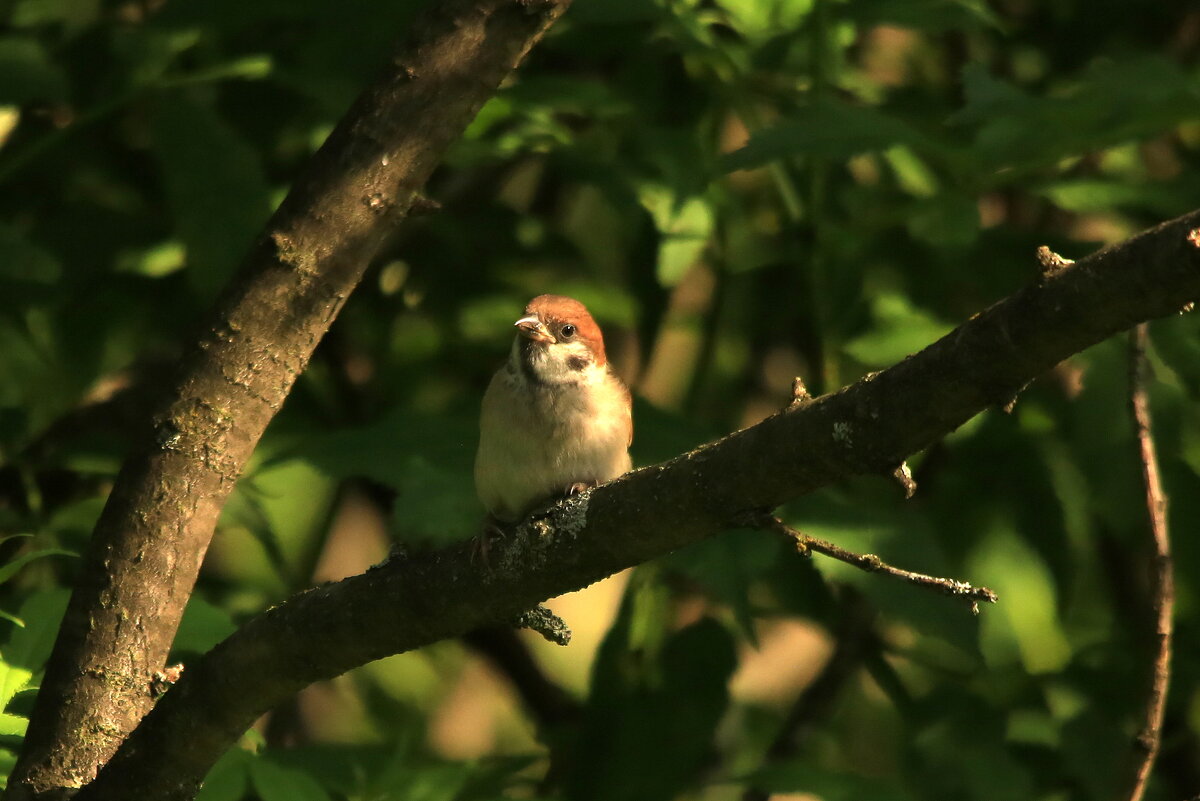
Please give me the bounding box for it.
[471,517,507,569]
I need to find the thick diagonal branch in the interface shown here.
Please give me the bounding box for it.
[6,2,570,798]
[73,213,1200,801]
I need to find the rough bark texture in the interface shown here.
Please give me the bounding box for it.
[74,212,1200,801]
[5,2,570,799]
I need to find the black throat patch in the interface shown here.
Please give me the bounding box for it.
[518,339,546,385]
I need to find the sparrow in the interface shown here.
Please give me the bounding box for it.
[474,294,633,524]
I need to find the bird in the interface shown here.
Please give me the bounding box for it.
[474,294,633,526]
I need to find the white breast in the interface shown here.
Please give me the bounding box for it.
[474,362,632,521]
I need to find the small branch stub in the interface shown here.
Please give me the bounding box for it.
[891,462,917,499]
[1036,245,1074,282]
[790,377,812,407]
[408,192,442,216]
[512,604,572,646]
[150,664,184,699]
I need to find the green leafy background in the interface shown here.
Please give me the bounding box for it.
[2,0,1200,798]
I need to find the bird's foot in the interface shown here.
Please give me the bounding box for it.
[470,515,507,569]
[564,481,595,497]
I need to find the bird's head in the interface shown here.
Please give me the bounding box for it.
[511,294,607,384]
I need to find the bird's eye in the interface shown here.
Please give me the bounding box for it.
[560,324,576,339]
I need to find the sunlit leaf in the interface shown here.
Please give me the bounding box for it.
[1037,179,1189,216]
[718,0,812,40]
[969,522,1071,673]
[0,712,27,737]
[639,184,713,286]
[0,661,32,714]
[843,293,953,367]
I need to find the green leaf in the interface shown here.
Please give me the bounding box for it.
[0,746,16,789]
[662,528,781,644]
[0,223,62,285]
[196,747,251,801]
[220,456,339,585]
[173,596,237,656]
[0,547,76,585]
[841,0,1001,33]
[638,184,713,286]
[0,660,32,714]
[0,37,68,104]
[723,98,927,171]
[843,293,953,367]
[569,602,737,801]
[0,712,27,737]
[743,762,916,801]
[955,58,1200,173]
[2,588,70,671]
[1037,178,1192,216]
[718,0,812,40]
[150,95,272,301]
[968,521,1071,673]
[905,192,980,247]
[251,757,332,801]
[283,409,480,545]
[115,240,187,278]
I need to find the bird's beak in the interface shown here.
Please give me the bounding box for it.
[514,315,555,343]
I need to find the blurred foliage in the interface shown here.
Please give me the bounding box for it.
[2,0,1200,798]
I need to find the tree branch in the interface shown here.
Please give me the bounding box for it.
[1119,323,1175,801]
[752,515,997,614]
[69,212,1200,800]
[6,1,570,798]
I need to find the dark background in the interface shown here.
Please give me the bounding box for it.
[2,0,1200,798]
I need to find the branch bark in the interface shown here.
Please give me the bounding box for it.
[5,1,570,798]
[753,514,997,613]
[71,213,1200,800]
[1120,323,1175,801]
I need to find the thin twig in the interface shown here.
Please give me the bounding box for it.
[1121,323,1175,801]
[754,515,997,613]
[891,461,917,499]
